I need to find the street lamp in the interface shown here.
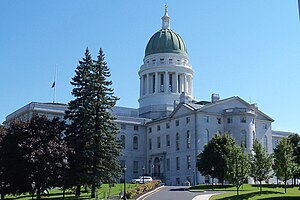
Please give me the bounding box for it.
[211,166,214,190]
[142,166,145,184]
[193,169,196,186]
[123,166,127,200]
[62,157,68,200]
[152,165,154,178]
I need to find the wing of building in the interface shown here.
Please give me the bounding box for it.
[4,6,295,185]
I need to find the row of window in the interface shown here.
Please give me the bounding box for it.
[120,124,139,131]
[149,131,191,150]
[120,135,139,150]
[149,118,191,133]
[166,155,192,171]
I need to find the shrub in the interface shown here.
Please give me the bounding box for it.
[126,180,161,199]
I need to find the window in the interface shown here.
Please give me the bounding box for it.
[176,133,180,150]
[149,127,152,133]
[166,134,170,146]
[252,118,255,124]
[217,118,221,124]
[133,161,138,174]
[176,157,180,170]
[121,135,125,149]
[176,120,179,126]
[187,155,191,169]
[204,129,209,145]
[227,117,232,124]
[264,136,268,151]
[264,124,268,130]
[186,117,190,124]
[157,125,161,131]
[149,138,152,150]
[134,125,139,131]
[241,130,247,148]
[166,122,170,129]
[121,124,126,130]
[157,137,161,148]
[241,117,246,123]
[167,158,170,171]
[133,136,138,150]
[187,130,191,149]
[203,116,209,123]
[253,131,255,144]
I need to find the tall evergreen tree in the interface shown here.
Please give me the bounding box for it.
[0,125,6,200]
[197,133,236,185]
[250,139,273,193]
[225,145,250,195]
[65,48,121,198]
[274,138,297,193]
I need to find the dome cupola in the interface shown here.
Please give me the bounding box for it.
[145,6,187,57]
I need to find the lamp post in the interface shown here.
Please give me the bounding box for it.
[142,166,145,184]
[211,166,214,191]
[152,164,154,178]
[193,169,196,186]
[123,166,127,200]
[62,157,68,200]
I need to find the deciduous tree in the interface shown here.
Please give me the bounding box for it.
[225,145,250,195]
[250,139,273,193]
[274,138,297,193]
[197,133,236,185]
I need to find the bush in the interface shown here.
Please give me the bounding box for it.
[126,180,161,199]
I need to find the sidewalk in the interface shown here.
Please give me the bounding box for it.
[192,193,215,200]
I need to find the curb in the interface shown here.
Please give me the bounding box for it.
[136,185,164,200]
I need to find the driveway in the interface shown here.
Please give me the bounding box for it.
[141,186,224,200]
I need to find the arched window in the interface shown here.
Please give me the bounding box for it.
[264,135,268,151]
[204,129,209,145]
[186,130,191,149]
[133,136,138,150]
[241,130,247,148]
[217,130,221,135]
[176,133,180,150]
[252,131,255,143]
[121,135,125,149]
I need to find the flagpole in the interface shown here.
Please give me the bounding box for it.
[53,64,57,103]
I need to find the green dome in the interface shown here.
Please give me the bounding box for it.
[145,29,187,57]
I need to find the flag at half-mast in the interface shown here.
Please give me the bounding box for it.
[51,81,55,88]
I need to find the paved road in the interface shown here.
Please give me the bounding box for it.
[142,186,224,200]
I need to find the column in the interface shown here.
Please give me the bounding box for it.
[190,76,193,96]
[164,71,168,93]
[155,72,159,93]
[174,72,178,93]
[146,74,149,94]
[183,74,187,93]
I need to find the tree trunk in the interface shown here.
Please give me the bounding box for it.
[75,185,81,197]
[91,182,96,198]
[236,186,239,195]
[37,187,41,200]
[260,180,262,193]
[1,193,4,200]
[284,179,287,193]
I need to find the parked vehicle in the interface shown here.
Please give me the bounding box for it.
[131,176,153,184]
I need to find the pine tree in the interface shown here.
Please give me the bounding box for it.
[250,139,273,193]
[274,138,297,193]
[65,48,121,198]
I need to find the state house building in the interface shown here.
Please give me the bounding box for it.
[5,7,291,185]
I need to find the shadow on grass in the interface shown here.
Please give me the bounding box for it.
[189,184,234,191]
[252,184,295,189]
[5,191,91,200]
[169,187,189,192]
[216,191,283,200]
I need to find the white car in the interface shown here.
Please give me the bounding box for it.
[131,176,153,184]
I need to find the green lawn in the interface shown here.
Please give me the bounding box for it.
[3,183,136,199]
[190,184,300,200]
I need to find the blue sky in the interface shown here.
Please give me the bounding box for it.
[0,1,299,133]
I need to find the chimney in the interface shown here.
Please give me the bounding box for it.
[211,93,220,103]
